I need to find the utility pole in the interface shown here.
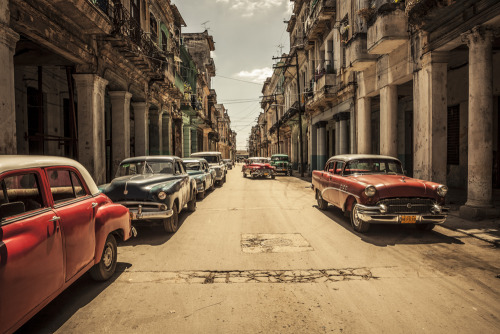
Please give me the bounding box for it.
[272,52,305,177]
[295,51,304,177]
[275,102,280,154]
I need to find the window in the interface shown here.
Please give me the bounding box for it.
[325,161,335,172]
[334,162,344,175]
[161,30,168,51]
[47,169,88,204]
[175,162,181,174]
[150,14,158,43]
[0,173,45,219]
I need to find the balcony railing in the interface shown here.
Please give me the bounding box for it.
[305,0,336,37]
[94,0,166,75]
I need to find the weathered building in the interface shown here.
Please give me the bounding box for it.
[254,0,500,219]
[1,0,234,184]
[2,0,187,184]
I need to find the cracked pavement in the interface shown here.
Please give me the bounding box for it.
[18,166,500,334]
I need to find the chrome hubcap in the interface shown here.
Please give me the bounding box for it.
[103,244,113,268]
[353,206,360,227]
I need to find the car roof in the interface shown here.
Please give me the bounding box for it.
[271,154,288,157]
[327,154,400,162]
[191,152,222,156]
[120,156,179,163]
[0,155,99,195]
[182,158,207,164]
[249,157,267,159]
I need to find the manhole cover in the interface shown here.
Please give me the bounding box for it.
[241,233,313,253]
[261,238,293,247]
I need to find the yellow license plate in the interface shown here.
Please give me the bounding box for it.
[401,215,417,224]
[264,173,269,176]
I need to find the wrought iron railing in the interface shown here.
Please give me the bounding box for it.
[92,0,166,75]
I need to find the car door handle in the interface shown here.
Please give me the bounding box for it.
[49,216,61,222]
[91,202,98,208]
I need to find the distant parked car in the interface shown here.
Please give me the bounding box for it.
[242,157,276,179]
[191,152,227,186]
[270,154,293,176]
[223,159,233,170]
[100,156,197,233]
[182,158,215,199]
[311,154,448,233]
[0,156,133,334]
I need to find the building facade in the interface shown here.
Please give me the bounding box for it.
[1,0,235,184]
[251,0,500,219]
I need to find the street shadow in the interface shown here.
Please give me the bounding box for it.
[314,204,464,247]
[16,262,132,334]
[121,210,193,247]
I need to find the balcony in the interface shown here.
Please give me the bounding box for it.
[304,0,336,45]
[306,73,337,110]
[346,33,377,72]
[367,8,408,54]
[100,0,168,79]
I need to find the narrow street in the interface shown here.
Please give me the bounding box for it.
[17,166,500,333]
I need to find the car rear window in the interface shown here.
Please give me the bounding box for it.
[47,169,89,204]
[0,173,45,220]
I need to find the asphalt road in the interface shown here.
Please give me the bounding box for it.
[19,165,500,333]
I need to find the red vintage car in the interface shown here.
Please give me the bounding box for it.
[242,157,276,179]
[312,154,448,233]
[0,156,134,334]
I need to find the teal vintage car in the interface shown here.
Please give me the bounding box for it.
[270,154,293,176]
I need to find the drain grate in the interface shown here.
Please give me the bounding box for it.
[118,268,374,284]
[241,233,313,253]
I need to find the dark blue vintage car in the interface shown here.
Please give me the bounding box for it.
[99,156,197,233]
[182,158,215,200]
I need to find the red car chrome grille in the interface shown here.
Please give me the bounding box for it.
[378,198,435,214]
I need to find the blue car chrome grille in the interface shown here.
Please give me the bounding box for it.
[378,198,434,214]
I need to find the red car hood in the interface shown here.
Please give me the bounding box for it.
[351,174,437,198]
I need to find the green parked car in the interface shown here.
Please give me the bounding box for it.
[270,154,293,176]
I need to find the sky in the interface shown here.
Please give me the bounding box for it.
[172,0,292,151]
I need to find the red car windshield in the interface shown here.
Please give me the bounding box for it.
[344,159,404,175]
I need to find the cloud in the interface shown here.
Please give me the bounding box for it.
[236,67,273,83]
[216,0,285,17]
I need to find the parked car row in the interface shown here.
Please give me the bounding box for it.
[242,154,293,179]
[0,152,229,334]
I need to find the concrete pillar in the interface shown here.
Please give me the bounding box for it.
[325,38,333,72]
[162,112,171,155]
[109,91,132,176]
[413,52,448,184]
[309,123,317,171]
[132,102,149,156]
[73,74,108,184]
[460,27,495,218]
[339,112,350,154]
[316,122,327,170]
[0,24,19,154]
[334,114,340,155]
[357,97,371,154]
[380,85,398,157]
[149,110,163,155]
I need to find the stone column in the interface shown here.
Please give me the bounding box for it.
[308,123,317,171]
[109,91,132,177]
[149,110,163,156]
[73,74,108,184]
[334,114,340,155]
[413,52,448,184]
[460,27,495,219]
[380,85,398,157]
[325,38,333,72]
[339,112,350,155]
[0,24,20,154]
[357,97,371,154]
[162,111,171,155]
[316,121,327,170]
[132,102,149,156]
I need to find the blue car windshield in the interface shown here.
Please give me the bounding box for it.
[116,161,174,177]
